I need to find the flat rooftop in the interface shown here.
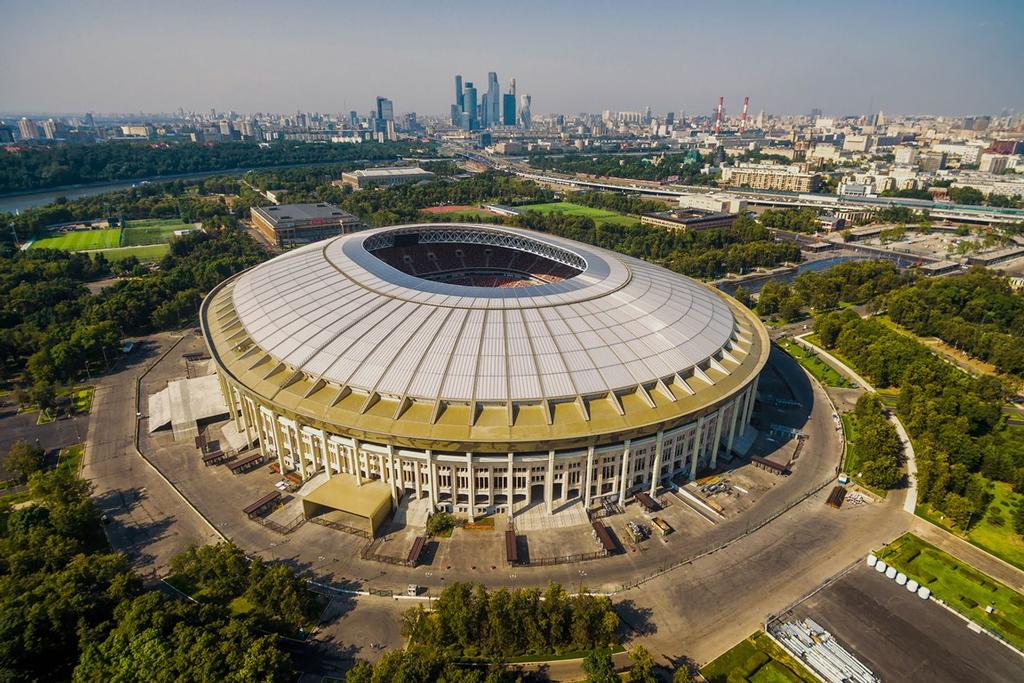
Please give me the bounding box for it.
[252,203,355,225]
[349,166,433,178]
[644,208,733,222]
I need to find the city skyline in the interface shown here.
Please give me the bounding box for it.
[1,0,1022,117]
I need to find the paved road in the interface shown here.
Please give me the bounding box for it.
[81,333,220,579]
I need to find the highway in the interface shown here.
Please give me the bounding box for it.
[451,146,1024,226]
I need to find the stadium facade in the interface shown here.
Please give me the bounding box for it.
[201,224,769,521]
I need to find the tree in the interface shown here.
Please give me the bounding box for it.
[734,285,752,308]
[5,440,45,482]
[624,645,656,683]
[942,492,975,530]
[672,664,694,683]
[583,649,620,683]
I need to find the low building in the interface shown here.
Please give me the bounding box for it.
[339,166,435,190]
[250,203,364,248]
[678,193,747,214]
[641,208,736,232]
[919,260,961,276]
[720,163,821,193]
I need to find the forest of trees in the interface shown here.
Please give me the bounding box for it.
[0,140,424,193]
[755,260,912,322]
[886,268,1024,377]
[758,208,821,233]
[813,309,1023,531]
[0,225,267,396]
[528,151,716,185]
[400,582,619,658]
[0,470,297,681]
[846,394,903,489]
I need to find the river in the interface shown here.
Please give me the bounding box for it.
[715,255,867,295]
[0,160,378,214]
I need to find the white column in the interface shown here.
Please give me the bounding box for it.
[319,430,331,477]
[385,445,398,503]
[618,440,631,506]
[413,459,422,499]
[427,450,438,507]
[291,425,307,479]
[545,449,555,514]
[725,399,739,462]
[507,452,514,517]
[649,431,664,496]
[584,446,595,508]
[690,417,705,481]
[710,410,724,470]
[270,415,286,474]
[352,439,363,485]
[466,452,475,522]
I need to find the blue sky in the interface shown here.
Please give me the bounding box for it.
[1,0,1021,116]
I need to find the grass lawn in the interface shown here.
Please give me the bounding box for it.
[30,228,122,251]
[123,218,196,246]
[70,386,94,414]
[877,533,1024,650]
[504,644,626,664]
[916,481,1024,572]
[516,201,640,227]
[423,208,501,220]
[777,338,852,387]
[93,243,171,262]
[701,630,817,683]
[56,444,84,477]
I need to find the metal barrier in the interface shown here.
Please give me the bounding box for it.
[359,538,413,566]
[526,549,609,567]
[308,516,370,539]
[252,513,306,536]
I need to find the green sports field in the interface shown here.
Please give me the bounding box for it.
[516,201,641,227]
[123,218,196,246]
[94,244,171,262]
[30,228,122,251]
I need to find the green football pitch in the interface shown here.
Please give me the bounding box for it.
[30,228,122,251]
[122,218,195,246]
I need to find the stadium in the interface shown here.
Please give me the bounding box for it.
[201,224,769,524]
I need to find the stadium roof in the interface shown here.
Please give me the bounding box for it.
[226,224,746,405]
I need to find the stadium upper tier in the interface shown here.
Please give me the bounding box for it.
[202,224,767,450]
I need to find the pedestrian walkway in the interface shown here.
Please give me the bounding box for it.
[795,334,917,514]
[910,517,1024,593]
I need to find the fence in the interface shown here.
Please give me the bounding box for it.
[308,516,370,539]
[359,538,413,567]
[526,549,609,567]
[252,513,306,536]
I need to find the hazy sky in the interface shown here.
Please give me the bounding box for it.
[2,0,1022,117]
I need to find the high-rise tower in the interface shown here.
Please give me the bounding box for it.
[487,72,500,129]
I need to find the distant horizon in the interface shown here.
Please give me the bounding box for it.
[1,0,1022,116]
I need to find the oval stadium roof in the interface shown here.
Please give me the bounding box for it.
[228,224,746,406]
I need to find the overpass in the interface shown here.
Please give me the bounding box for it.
[489,163,1024,226]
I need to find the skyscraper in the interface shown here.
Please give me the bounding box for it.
[487,72,500,130]
[375,97,394,122]
[519,94,531,130]
[502,78,517,126]
[463,82,478,131]
[455,75,463,111]
[17,118,38,140]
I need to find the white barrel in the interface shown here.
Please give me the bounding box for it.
[895,572,907,585]
[866,554,877,567]
[875,560,888,573]
[906,579,919,592]
[917,586,931,599]
[885,566,898,579]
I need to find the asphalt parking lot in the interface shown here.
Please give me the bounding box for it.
[785,563,1023,683]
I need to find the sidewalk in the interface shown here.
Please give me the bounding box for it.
[795,333,917,514]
